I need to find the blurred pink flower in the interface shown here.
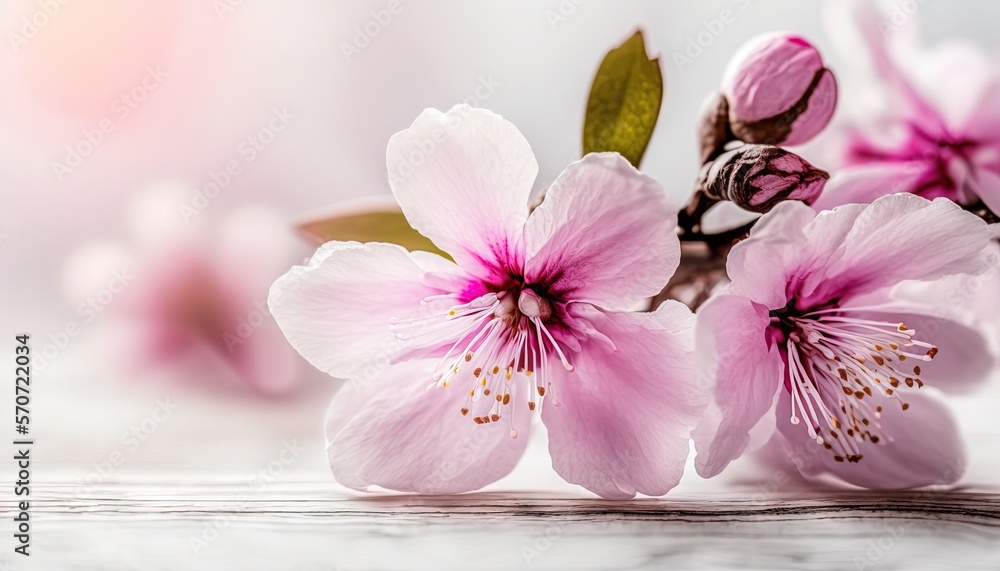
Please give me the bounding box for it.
[694,194,996,488]
[67,187,306,395]
[815,1,1000,214]
[269,105,704,498]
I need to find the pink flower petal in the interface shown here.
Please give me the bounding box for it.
[818,194,994,301]
[541,301,702,499]
[693,293,784,478]
[969,167,1000,219]
[905,41,999,133]
[727,197,971,313]
[386,105,538,281]
[848,0,947,134]
[326,359,530,494]
[268,241,456,380]
[725,200,817,309]
[774,389,966,489]
[960,77,1000,143]
[811,163,929,210]
[525,153,680,309]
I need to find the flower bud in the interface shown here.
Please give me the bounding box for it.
[721,32,837,146]
[696,91,731,164]
[697,145,829,213]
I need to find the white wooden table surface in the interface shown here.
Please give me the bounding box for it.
[3,338,1000,570]
[7,480,1000,570]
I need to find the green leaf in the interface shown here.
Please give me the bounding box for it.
[583,30,663,168]
[297,198,450,260]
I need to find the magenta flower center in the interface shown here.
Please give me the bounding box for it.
[392,284,574,437]
[770,303,938,463]
[850,123,982,202]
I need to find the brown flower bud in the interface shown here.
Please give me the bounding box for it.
[697,145,829,213]
[696,91,732,164]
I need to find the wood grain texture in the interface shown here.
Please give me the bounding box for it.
[7,481,1000,570]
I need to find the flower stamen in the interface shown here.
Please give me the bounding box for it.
[394,288,575,436]
[782,308,938,462]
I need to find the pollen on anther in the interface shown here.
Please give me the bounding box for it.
[528,402,536,411]
[484,388,491,396]
[465,352,473,362]
[503,393,510,405]
[474,367,483,377]
[901,402,910,411]
[927,347,939,359]
[537,386,545,396]
[495,394,502,402]
[460,408,469,416]
[914,365,922,376]
[492,365,500,375]
[490,414,500,422]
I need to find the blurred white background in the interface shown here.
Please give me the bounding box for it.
[0,0,998,501]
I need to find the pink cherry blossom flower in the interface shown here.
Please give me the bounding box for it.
[268,105,703,499]
[66,187,306,395]
[693,193,996,488]
[814,1,1000,214]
